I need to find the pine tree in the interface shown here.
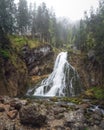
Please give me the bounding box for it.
[17,0,29,35]
[36,2,50,42]
[0,0,16,34]
[49,12,57,46]
[31,3,37,38]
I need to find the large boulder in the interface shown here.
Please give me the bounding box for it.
[19,104,47,126]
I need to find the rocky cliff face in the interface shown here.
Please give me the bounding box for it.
[21,44,54,86]
[0,55,28,97]
[22,44,54,76]
[0,33,29,97]
[69,52,102,89]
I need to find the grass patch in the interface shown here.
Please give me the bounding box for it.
[9,35,28,51]
[9,35,45,52]
[28,39,43,49]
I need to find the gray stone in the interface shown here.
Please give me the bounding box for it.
[10,100,22,111]
[19,104,47,126]
[3,123,15,130]
[100,120,104,129]
[64,109,85,123]
[91,113,102,121]
[0,106,5,112]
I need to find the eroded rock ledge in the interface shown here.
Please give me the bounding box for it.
[22,44,54,76]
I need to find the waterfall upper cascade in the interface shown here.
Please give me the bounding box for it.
[28,52,81,97]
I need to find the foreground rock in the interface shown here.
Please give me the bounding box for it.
[19,104,47,126]
[0,96,104,130]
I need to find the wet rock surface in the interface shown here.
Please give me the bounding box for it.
[0,96,104,130]
[22,44,54,76]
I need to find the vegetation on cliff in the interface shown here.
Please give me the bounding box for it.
[0,27,29,96]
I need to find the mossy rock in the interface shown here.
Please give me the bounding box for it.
[50,97,59,102]
[61,97,83,104]
[83,89,95,99]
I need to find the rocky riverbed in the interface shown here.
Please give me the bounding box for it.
[0,96,104,130]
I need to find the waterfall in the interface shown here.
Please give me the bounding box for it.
[27,52,81,97]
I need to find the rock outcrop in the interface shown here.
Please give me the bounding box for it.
[22,44,54,76]
[69,52,103,89]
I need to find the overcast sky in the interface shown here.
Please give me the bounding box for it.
[16,0,99,21]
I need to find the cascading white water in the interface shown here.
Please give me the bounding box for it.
[34,52,68,96]
[27,52,81,97]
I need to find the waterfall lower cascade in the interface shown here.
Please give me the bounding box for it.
[28,52,81,97]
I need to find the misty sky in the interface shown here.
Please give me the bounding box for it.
[16,0,99,21]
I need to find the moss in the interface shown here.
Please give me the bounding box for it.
[0,49,10,59]
[61,97,83,104]
[82,87,104,100]
[9,35,45,52]
[9,35,28,51]
[83,89,95,99]
[50,97,59,102]
[84,128,89,130]
[52,47,62,55]
[91,87,104,99]
[28,39,43,49]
